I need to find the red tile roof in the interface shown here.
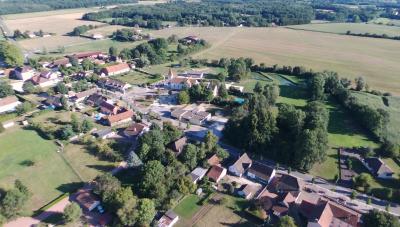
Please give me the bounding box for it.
[207,165,225,182]
[102,63,130,75]
[106,109,134,125]
[0,96,19,107]
[124,122,148,136]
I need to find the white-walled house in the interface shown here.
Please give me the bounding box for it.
[362,157,394,179]
[229,153,253,177]
[0,96,20,113]
[15,66,35,81]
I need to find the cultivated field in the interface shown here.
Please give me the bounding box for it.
[287,22,400,36]
[151,26,400,94]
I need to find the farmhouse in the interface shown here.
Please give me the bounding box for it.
[43,95,63,109]
[123,122,150,137]
[207,165,227,183]
[363,157,394,179]
[70,88,98,103]
[189,167,208,184]
[171,108,211,125]
[178,71,204,79]
[158,210,179,227]
[99,101,119,115]
[15,66,35,81]
[0,96,20,113]
[180,36,201,45]
[238,184,258,199]
[168,136,187,156]
[75,189,101,212]
[50,58,71,69]
[98,78,131,93]
[86,93,107,107]
[247,162,276,184]
[30,71,59,87]
[105,108,134,126]
[229,153,252,177]
[271,174,304,196]
[299,197,361,227]
[93,128,116,139]
[71,51,104,60]
[255,188,296,220]
[101,63,131,76]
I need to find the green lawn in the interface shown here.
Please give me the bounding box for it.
[113,71,162,85]
[64,39,145,54]
[0,128,81,214]
[310,98,378,180]
[173,194,202,219]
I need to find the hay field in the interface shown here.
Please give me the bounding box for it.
[286,22,400,36]
[85,25,129,37]
[151,27,400,94]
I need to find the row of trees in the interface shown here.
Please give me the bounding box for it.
[83,0,314,27]
[345,30,400,41]
[223,82,329,171]
[70,24,99,36]
[0,0,137,15]
[306,71,391,144]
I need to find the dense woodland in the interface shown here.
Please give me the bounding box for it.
[0,0,138,15]
[83,0,315,27]
[82,0,400,28]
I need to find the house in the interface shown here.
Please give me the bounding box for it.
[273,174,304,196]
[171,108,211,126]
[168,136,187,156]
[99,101,119,115]
[178,71,204,79]
[43,95,63,108]
[229,153,252,177]
[158,210,179,227]
[123,122,150,137]
[93,128,116,139]
[363,157,394,179]
[75,189,101,212]
[255,187,297,220]
[165,77,200,90]
[51,58,71,69]
[299,197,362,227]
[180,36,201,45]
[0,96,20,113]
[189,167,208,184]
[92,34,104,40]
[207,165,227,183]
[71,51,104,60]
[86,93,107,107]
[247,162,276,184]
[98,78,131,93]
[171,108,188,119]
[15,66,35,80]
[207,154,221,166]
[30,71,59,87]
[105,109,134,126]
[101,63,130,76]
[238,184,258,199]
[225,83,244,93]
[70,88,98,103]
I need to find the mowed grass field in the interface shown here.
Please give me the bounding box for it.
[151,26,400,94]
[286,22,400,36]
[0,127,81,213]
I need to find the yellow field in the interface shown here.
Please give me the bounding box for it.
[151,27,400,94]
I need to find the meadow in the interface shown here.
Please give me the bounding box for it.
[151,26,400,94]
[0,127,81,213]
[286,22,400,36]
[0,110,117,213]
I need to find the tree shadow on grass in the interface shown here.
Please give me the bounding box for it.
[56,182,84,193]
[86,164,115,173]
[279,85,308,100]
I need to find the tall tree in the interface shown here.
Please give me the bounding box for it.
[63,202,82,223]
